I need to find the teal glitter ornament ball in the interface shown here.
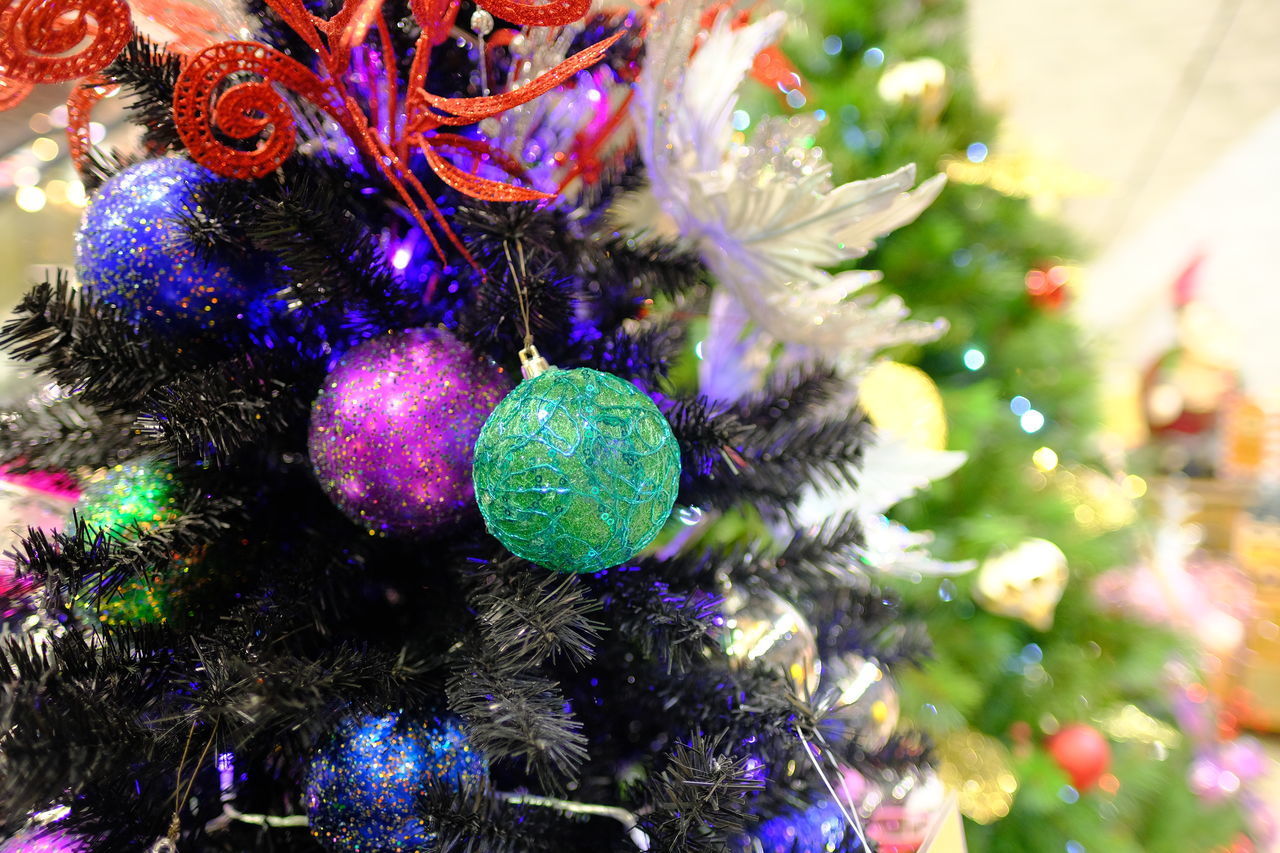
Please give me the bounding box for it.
[472,367,681,573]
[305,711,488,853]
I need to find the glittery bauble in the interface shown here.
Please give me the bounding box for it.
[0,828,90,852]
[305,711,488,853]
[76,158,263,333]
[718,584,821,697]
[77,552,212,626]
[936,729,1018,824]
[78,459,180,533]
[817,653,900,753]
[308,329,510,537]
[472,368,680,573]
[1045,723,1111,791]
[733,798,847,853]
[972,538,1068,631]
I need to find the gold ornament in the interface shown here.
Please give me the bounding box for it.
[940,147,1106,214]
[859,361,948,451]
[1097,704,1181,748]
[878,58,948,126]
[936,729,1018,824]
[816,652,900,752]
[972,538,1068,631]
[719,584,821,697]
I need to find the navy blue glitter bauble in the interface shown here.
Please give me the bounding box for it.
[736,798,851,853]
[305,711,488,852]
[75,158,263,333]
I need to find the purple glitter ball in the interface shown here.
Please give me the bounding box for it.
[0,828,89,853]
[308,328,511,537]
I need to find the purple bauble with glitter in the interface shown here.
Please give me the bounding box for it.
[308,328,510,537]
[0,828,89,852]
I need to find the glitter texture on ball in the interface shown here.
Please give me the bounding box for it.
[75,158,264,334]
[308,328,510,537]
[472,367,681,573]
[733,798,847,853]
[78,459,180,533]
[305,711,488,853]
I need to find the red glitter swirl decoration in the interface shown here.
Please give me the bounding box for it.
[173,41,351,180]
[0,75,34,110]
[0,0,132,86]
[66,74,118,171]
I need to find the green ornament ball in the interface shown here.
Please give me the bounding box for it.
[79,459,180,534]
[472,367,681,573]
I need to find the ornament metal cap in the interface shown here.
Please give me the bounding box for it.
[519,344,551,379]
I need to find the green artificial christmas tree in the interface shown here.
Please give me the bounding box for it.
[780,1,1257,851]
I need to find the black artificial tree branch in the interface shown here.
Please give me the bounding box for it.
[0,275,179,410]
[102,36,185,154]
[0,391,138,472]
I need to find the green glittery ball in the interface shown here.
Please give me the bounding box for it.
[472,368,681,573]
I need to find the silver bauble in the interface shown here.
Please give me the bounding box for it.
[816,652,899,753]
[718,584,821,697]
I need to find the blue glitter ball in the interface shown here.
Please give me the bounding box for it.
[472,367,681,573]
[736,798,851,853]
[75,158,265,333]
[306,711,488,852]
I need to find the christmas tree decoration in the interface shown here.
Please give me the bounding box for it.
[308,329,510,537]
[935,729,1018,824]
[972,538,1069,631]
[77,552,210,626]
[867,769,947,852]
[1045,723,1111,791]
[0,827,89,852]
[306,711,488,853]
[77,459,180,534]
[732,798,848,853]
[817,653,900,753]
[472,366,680,574]
[858,361,948,452]
[75,158,267,334]
[621,2,946,356]
[717,583,821,697]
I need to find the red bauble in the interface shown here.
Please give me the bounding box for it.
[1046,724,1111,791]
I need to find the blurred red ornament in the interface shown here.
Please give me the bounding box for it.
[1025,264,1071,310]
[1045,723,1111,791]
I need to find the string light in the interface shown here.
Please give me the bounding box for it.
[1020,410,1046,433]
[1010,396,1031,416]
[31,138,59,161]
[963,348,985,370]
[15,186,47,212]
[1032,447,1059,471]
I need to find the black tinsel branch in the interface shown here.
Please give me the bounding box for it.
[102,36,185,154]
[463,562,604,670]
[418,783,571,853]
[0,275,178,410]
[579,235,708,301]
[10,493,246,609]
[447,647,588,787]
[584,569,719,673]
[635,734,764,853]
[136,354,316,465]
[0,392,137,472]
[733,363,842,427]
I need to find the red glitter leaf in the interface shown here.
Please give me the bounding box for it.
[409,0,460,46]
[0,0,132,84]
[173,40,348,180]
[473,0,590,27]
[410,29,624,128]
[66,74,117,171]
[0,75,34,111]
[420,134,552,202]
